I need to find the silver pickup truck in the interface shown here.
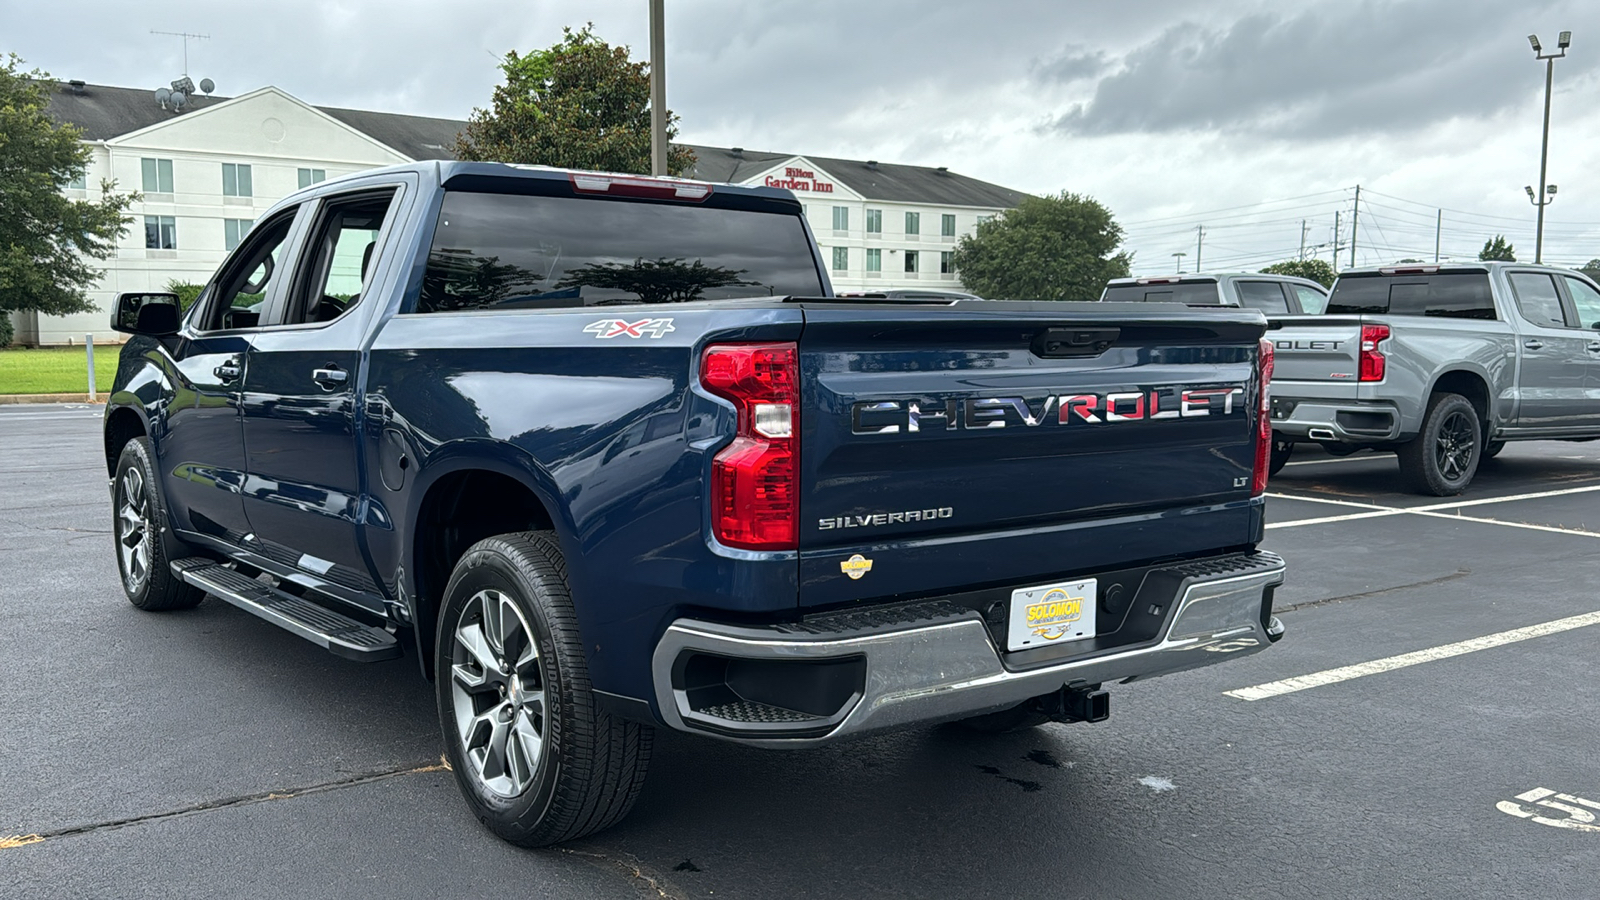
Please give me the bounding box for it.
[1269,262,1600,495]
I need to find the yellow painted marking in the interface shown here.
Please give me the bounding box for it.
[0,834,44,849]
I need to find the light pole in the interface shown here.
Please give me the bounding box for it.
[649,0,668,176]
[1171,251,1187,274]
[1526,30,1570,264]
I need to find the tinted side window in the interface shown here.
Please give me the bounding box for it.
[280,190,397,326]
[1327,274,1496,319]
[1235,281,1289,314]
[201,207,298,331]
[1508,272,1566,328]
[1563,276,1600,329]
[414,192,825,312]
[1293,285,1328,315]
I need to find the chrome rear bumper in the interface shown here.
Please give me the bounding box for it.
[652,552,1286,746]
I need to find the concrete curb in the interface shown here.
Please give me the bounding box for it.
[0,394,106,405]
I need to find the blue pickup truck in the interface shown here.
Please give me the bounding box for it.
[104,162,1286,846]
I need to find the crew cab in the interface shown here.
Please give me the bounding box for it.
[1268,262,1600,494]
[103,161,1285,846]
[1101,273,1330,315]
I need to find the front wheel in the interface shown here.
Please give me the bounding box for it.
[436,532,652,847]
[113,438,204,611]
[1397,393,1481,496]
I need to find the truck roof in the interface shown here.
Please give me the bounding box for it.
[299,160,804,214]
[1106,272,1327,289]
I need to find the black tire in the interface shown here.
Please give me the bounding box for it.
[1269,439,1293,476]
[1483,440,1506,460]
[113,438,204,611]
[1397,393,1481,496]
[956,700,1051,734]
[435,532,652,847]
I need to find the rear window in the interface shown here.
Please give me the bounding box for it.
[1102,281,1221,304]
[413,192,825,312]
[1235,281,1289,314]
[1326,273,1496,319]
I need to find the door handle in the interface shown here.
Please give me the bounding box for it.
[213,362,241,381]
[1524,339,1544,351]
[312,367,349,389]
[1588,342,1600,353]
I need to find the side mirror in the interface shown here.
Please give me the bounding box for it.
[111,292,182,336]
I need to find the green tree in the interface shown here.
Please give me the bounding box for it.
[0,55,137,326]
[951,192,1131,301]
[1579,258,1600,277]
[165,279,204,313]
[456,25,695,175]
[1260,258,1338,288]
[1479,235,1517,262]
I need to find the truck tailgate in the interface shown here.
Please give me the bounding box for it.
[1267,315,1365,399]
[796,301,1266,609]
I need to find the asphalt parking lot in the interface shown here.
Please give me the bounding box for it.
[4,404,1600,899]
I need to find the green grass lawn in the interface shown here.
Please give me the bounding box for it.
[0,347,122,395]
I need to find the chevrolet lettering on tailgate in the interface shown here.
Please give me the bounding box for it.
[851,386,1247,434]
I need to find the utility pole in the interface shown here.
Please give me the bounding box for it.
[648,0,668,176]
[1331,211,1341,269]
[1299,220,1309,260]
[1349,185,1361,269]
[1435,209,1442,262]
[1526,31,1570,264]
[1195,225,1206,271]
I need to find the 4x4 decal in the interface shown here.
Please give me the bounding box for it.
[584,318,676,339]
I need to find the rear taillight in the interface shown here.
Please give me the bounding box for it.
[701,342,799,550]
[1359,324,1390,382]
[1252,337,1275,496]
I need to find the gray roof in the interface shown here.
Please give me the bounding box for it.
[684,144,1027,209]
[44,82,1025,206]
[44,81,466,160]
[318,106,464,160]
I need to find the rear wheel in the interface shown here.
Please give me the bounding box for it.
[436,532,652,847]
[113,438,204,611]
[1397,393,1481,496]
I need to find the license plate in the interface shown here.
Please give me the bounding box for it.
[1007,578,1097,651]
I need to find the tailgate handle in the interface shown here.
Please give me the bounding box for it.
[1032,327,1120,358]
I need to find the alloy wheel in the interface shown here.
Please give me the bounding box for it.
[449,589,548,798]
[1434,410,1476,481]
[117,467,152,592]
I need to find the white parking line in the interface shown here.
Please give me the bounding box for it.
[1225,609,1600,701]
[1284,455,1390,467]
[1267,484,1600,533]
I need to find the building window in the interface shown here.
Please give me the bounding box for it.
[942,214,956,238]
[141,158,173,194]
[904,250,919,273]
[224,218,254,251]
[905,212,920,236]
[832,206,849,232]
[941,251,954,274]
[832,246,849,272]
[222,163,253,198]
[866,209,882,234]
[144,215,176,250]
[67,171,88,190]
[298,168,327,189]
[866,248,882,273]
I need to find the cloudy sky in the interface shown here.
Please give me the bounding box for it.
[9,0,1599,272]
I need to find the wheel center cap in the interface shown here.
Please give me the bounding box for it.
[508,674,521,704]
